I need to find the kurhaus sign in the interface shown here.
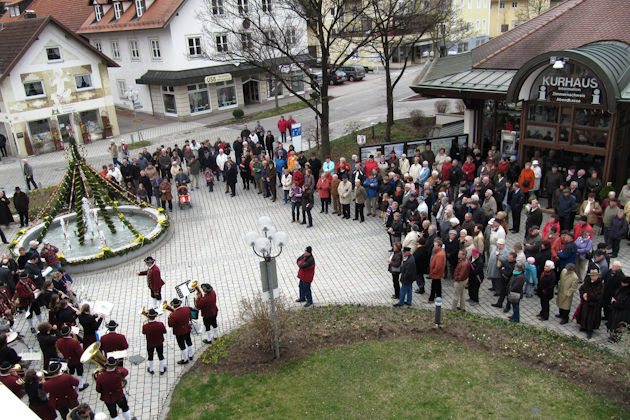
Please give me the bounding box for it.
[530,63,603,106]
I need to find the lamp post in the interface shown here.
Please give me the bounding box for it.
[245,216,289,359]
[125,88,140,143]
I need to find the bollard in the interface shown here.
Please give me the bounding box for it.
[434,297,442,328]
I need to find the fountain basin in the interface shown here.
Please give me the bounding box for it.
[10,205,170,274]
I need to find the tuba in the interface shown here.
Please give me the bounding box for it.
[162,301,175,313]
[139,307,150,319]
[80,342,107,380]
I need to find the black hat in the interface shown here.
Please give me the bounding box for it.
[106,320,118,330]
[60,326,71,336]
[46,362,61,376]
[19,272,28,278]
[201,284,213,293]
[0,361,12,372]
[580,215,587,222]
[594,249,606,256]
[144,256,155,263]
[147,309,158,318]
[403,247,411,252]
[105,357,118,368]
[171,298,181,308]
[305,246,312,253]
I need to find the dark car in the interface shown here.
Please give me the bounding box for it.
[330,70,347,85]
[339,65,365,81]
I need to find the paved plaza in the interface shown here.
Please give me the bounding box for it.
[2,126,629,420]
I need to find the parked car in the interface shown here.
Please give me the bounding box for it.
[330,70,347,85]
[339,65,365,81]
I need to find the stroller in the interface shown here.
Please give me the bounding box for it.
[177,185,192,209]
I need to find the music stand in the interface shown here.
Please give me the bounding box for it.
[174,281,201,335]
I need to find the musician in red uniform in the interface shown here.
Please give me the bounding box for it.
[196,283,219,344]
[55,325,89,391]
[137,256,165,309]
[99,320,128,366]
[15,272,42,333]
[42,362,79,419]
[167,298,193,365]
[142,308,166,375]
[0,360,24,398]
[96,357,135,420]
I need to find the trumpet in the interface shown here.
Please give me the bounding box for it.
[139,307,150,318]
[162,301,175,313]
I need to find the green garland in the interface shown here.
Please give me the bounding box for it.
[73,168,87,246]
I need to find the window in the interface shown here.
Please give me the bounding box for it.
[217,80,237,108]
[482,19,486,30]
[129,40,140,60]
[114,2,122,19]
[262,0,272,12]
[237,0,248,14]
[263,30,276,46]
[466,21,471,32]
[267,78,283,97]
[468,0,472,8]
[476,20,480,31]
[483,0,487,6]
[24,81,45,97]
[290,72,304,93]
[501,24,509,32]
[93,40,102,52]
[477,0,481,7]
[241,33,252,50]
[188,84,210,113]
[135,0,145,17]
[150,39,161,60]
[499,1,505,8]
[117,80,127,98]
[162,86,177,114]
[94,5,102,21]
[187,36,202,57]
[9,6,19,17]
[111,41,121,59]
[216,34,228,53]
[75,74,93,90]
[512,1,518,7]
[46,47,62,61]
[212,0,224,15]
[287,27,297,45]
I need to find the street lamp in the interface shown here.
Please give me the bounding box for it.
[125,88,141,143]
[245,216,289,359]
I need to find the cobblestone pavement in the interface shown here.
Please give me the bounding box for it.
[2,139,629,419]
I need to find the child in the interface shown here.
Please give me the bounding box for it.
[205,167,214,192]
[380,193,390,220]
[524,256,538,297]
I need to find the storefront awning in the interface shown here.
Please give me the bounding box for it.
[412,68,517,95]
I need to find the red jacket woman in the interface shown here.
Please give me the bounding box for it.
[316,176,331,199]
[462,159,476,181]
[297,251,315,283]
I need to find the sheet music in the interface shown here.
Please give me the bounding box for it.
[20,351,41,361]
[93,301,114,317]
[41,267,53,277]
[175,282,192,299]
[71,326,80,335]
[108,350,128,359]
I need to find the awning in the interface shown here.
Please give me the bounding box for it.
[412,68,517,94]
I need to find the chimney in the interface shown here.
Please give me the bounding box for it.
[24,10,37,19]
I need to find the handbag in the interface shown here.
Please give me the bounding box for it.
[508,292,521,303]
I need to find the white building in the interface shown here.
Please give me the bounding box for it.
[76,0,309,119]
[0,16,120,156]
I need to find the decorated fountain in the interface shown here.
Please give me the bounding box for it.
[9,138,170,273]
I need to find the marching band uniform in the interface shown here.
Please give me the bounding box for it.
[42,362,79,419]
[15,273,42,332]
[100,320,128,366]
[142,309,166,375]
[56,326,88,391]
[96,357,134,420]
[167,299,193,365]
[196,284,219,344]
[0,360,24,398]
[137,256,164,309]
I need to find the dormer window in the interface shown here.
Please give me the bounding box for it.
[46,47,62,62]
[135,0,145,18]
[114,2,122,19]
[94,5,102,22]
[9,6,20,17]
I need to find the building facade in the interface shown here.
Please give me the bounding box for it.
[0,17,120,156]
[411,0,630,187]
[76,0,308,119]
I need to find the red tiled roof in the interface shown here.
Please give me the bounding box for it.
[472,0,630,70]
[0,0,93,31]
[77,0,186,34]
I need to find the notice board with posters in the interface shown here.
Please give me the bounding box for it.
[359,134,469,163]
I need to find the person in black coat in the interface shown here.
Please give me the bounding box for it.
[577,269,604,339]
[13,187,29,227]
[225,159,238,197]
[394,247,416,306]
[413,236,430,294]
[0,333,21,365]
[0,191,13,226]
[468,249,484,304]
[78,304,103,351]
[308,154,322,179]
[602,262,625,321]
[492,252,516,309]
[537,261,557,320]
[509,183,526,233]
[36,322,59,369]
[607,277,630,341]
[264,131,275,157]
[524,199,543,235]
[388,243,403,299]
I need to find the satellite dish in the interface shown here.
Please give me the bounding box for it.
[242,19,251,29]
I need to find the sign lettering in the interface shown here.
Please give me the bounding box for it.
[204,73,232,84]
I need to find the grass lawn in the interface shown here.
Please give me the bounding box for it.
[205,100,313,128]
[307,118,420,162]
[168,336,626,420]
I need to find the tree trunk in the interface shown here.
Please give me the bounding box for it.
[320,83,331,157]
[384,60,394,143]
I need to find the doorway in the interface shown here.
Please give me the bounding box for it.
[57,114,75,143]
[242,79,260,105]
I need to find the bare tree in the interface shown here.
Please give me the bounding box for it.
[366,0,450,141]
[516,0,551,21]
[200,0,374,157]
[429,3,471,58]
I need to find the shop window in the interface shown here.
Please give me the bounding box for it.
[573,129,607,148]
[527,104,557,123]
[80,110,103,139]
[188,36,202,57]
[188,84,210,113]
[560,106,572,125]
[28,119,53,152]
[75,74,93,90]
[526,125,555,142]
[267,78,283,98]
[290,73,304,93]
[217,80,237,108]
[212,0,224,15]
[24,81,45,98]
[114,2,122,19]
[46,47,62,62]
[162,86,177,114]
[111,41,121,59]
[573,108,610,129]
